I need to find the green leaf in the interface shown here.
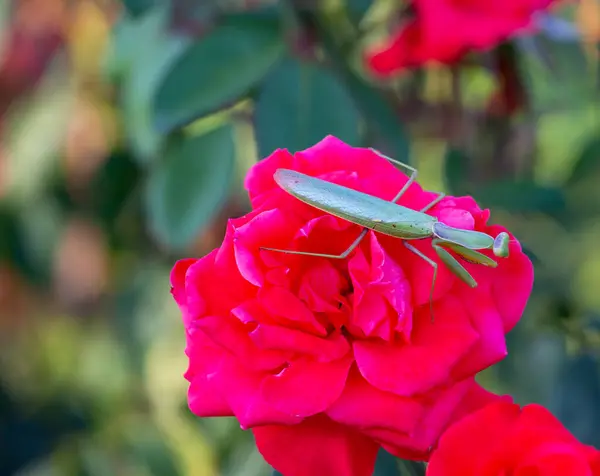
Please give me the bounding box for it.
[0,1,10,32]
[521,244,542,267]
[493,329,566,411]
[443,149,567,219]
[566,136,600,186]
[17,199,64,286]
[254,57,361,158]
[443,147,471,195]
[562,135,600,224]
[0,205,36,282]
[517,33,593,110]
[89,151,142,231]
[373,448,401,475]
[398,460,427,476]
[153,15,285,133]
[551,352,600,448]
[315,25,410,162]
[145,123,236,250]
[104,5,176,82]
[125,421,181,476]
[121,0,156,18]
[347,0,373,26]
[474,181,566,216]
[119,5,193,163]
[344,78,409,161]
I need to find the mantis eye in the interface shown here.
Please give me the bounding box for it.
[493,232,510,258]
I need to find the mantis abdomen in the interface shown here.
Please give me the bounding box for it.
[274,169,436,239]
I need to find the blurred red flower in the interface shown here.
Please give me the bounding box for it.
[366,0,555,75]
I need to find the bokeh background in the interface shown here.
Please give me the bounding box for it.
[0,0,599,474]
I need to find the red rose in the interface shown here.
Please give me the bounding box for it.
[170,136,534,476]
[366,0,555,75]
[427,401,600,475]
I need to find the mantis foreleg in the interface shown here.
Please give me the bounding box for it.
[260,228,369,260]
[403,242,438,323]
[431,240,479,288]
[435,240,497,267]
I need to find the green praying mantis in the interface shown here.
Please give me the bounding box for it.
[259,149,510,321]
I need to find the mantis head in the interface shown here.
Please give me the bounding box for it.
[492,232,510,258]
[432,222,511,259]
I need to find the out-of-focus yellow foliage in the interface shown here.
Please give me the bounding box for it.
[577,0,600,44]
[66,0,117,82]
[63,92,119,192]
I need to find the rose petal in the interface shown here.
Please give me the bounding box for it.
[427,401,521,476]
[436,207,475,230]
[327,365,423,435]
[297,261,348,313]
[451,285,508,380]
[231,299,270,325]
[253,414,379,476]
[265,266,290,287]
[194,317,288,372]
[348,233,413,341]
[591,452,600,473]
[365,22,422,74]
[232,209,301,287]
[294,135,427,205]
[382,234,455,307]
[170,258,199,327]
[184,328,232,417]
[380,378,477,460]
[184,251,252,319]
[188,373,232,418]
[173,245,257,329]
[491,241,534,333]
[433,224,533,335]
[348,247,390,340]
[216,355,303,429]
[509,404,595,455]
[445,382,514,427]
[365,0,553,76]
[261,356,353,417]
[436,196,484,223]
[250,324,350,362]
[187,365,232,418]
[514,443,593,476]
[258,286,327,335]
[245,148,294,208]
[215,220,264,297]
[292,214,358,257]
[354,296,479,396]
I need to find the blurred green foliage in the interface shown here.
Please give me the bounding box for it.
[0,0,599,475]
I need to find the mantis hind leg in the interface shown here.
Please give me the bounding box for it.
[420,192,446,212]
[369,148,446,210]
[260,227,369,260]
[368,148,418,203]
[403,242,438,323]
